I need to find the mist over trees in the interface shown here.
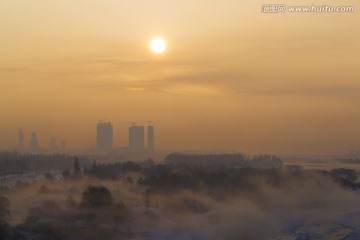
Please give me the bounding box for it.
[164,153,283,169]
[1,152,360,239]
[0,152,90,175]
[19,185,133,240]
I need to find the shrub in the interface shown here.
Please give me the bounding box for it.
[80,186,113,208]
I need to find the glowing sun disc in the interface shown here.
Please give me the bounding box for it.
[150,37,166,54]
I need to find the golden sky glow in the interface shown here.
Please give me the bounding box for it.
[0,0,359,155]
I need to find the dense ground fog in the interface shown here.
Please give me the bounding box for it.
[1,154,360,239]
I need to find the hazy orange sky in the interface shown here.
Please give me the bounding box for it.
[1,0,359,155]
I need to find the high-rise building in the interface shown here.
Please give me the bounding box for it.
[129,124,144,151]
[147,124,154,152]
[96,121,113,151]
[29,132,39,152]
[18,129,24,149]
[49,138,57,152]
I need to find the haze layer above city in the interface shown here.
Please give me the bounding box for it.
[1,0,359,155]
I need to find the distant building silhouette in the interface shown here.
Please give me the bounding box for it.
[61,139,66,152]
[147,124,154,152]
[49,138,57,153]
[96,121,113,151]
[18,129,24,150]
[129,124,144,151]
[29,132,39,152]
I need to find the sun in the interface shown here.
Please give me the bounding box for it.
[150,37,166,54]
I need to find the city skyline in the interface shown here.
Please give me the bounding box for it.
[5,113,360,155]
[12,121,155,153]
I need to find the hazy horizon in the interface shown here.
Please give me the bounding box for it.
[1,0,359,155]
